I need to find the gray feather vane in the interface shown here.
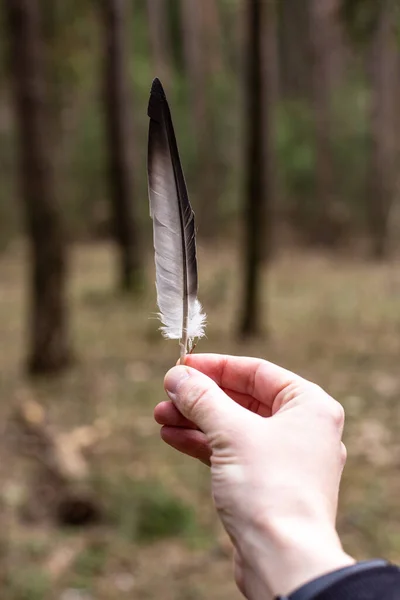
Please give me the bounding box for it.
[147,78,206,361]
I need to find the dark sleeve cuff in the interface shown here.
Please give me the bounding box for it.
[276,560,400,600]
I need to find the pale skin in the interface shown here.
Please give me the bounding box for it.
[154,353,355,599]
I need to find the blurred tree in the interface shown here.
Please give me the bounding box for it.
[146,0,172,88]
[179,0,206,139]
[100,0,143,292]
[167,0,185,72]
[4,0,72,374]
[202,0,223,76]
[262,0,279,255]
[238,0,273,338]
[41,0,73,217]
[278,0,312,102]
[41,0,100,240]
[280,0,346,102]
[41,0,93,164]
[309,0,339,246]
[366,0,398,259]
[179,0,222,238]
[41,0,63,141]
[339,0,382,45]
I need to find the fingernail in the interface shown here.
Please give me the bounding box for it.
[164,366,190,400]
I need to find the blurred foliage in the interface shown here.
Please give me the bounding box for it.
[5,568,50,600]
[339,0,383,44]
[276,99,316,233]
[340,0,400,45]
[276,74,371,239]
[107,476,197,543]
[0,0,399,250]
[331,76,371,229]
[73,539,109,582]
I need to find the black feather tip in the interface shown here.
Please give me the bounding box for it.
[148,78,167,121]
[150,77,166,99]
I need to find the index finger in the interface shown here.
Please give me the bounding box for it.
[183,353,303,409]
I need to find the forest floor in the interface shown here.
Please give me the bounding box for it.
[1,242,400,599]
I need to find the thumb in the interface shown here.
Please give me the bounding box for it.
[164,365,246,436]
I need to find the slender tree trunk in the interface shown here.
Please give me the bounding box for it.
[367,1,398,259]
[146,0,172,88]
[180,0,206,132]
[238,0,270,339]
[279,0,312,101]
[328,0,347,88]
[100,0,142,292]
[5,0,72,375]
[309,0,338,247]
[199,0,225,238]
[41,0,63,142]
[202,0,223,76]
[179,0,219,238]
[41,0,72,220]
[262,0,279,255]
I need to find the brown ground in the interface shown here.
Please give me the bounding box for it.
[1,242,400,599]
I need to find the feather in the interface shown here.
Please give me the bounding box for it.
[147,78,206,362]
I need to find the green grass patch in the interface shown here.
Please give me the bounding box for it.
[108,476,198,543]
[5,568,50,600]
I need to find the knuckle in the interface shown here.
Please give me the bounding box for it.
[310,382,324,396]
[320,398,345,429]
[329,400,345,428]
[280,378,346,432]
[305,381,345,427]
[276,380,306,407]
[302,381,327,402]
[340,442,347,467]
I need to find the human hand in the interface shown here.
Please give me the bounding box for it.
[154,354,354,599]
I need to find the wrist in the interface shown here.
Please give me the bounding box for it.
[237,517,355,598]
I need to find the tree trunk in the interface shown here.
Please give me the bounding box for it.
[179,0,206,132]
[179,0,220,238]
[5,0,72,375]
[279,0,313,101]
[146,0,172,88]
[367,1,398,259]
[309,0,338,247]
[262,0,279,256]
[238,0,270,339]
[100,0,142,292]
[41,0,63,142]
[202,0,223,76]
